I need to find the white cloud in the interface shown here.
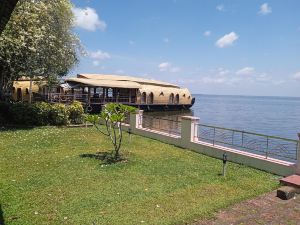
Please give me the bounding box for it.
[272,80,285,86]
[217,67,230,76]
[216,32,239,48]
[92,60,100,66]
[163,38,169,43]
[255,73,271,82]
[158,62,170,72]
[115,69,125,74]
[158,62,180,73]
[258,3,272,15]
[89,50,111,60]
[170,67,180,73]
[72,7,106,31]
[92,61,105,69]
[292,72,300,81]
[198,67,276,86]
[202,77,226,84]
[203,30,211,37]
[216,4,225,12]
[236,67,255,75]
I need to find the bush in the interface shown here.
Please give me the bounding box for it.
[49,103,70,126]
[9,102,38,125]
[0,101,12,125]
[0,101,85,126]
[33,102,52,125]
[67,101,84,124]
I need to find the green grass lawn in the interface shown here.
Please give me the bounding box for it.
[0,127,278,225]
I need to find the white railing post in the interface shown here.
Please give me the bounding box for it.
[181,116,200,148]
[130,109,143,131]
[296,133,300,175]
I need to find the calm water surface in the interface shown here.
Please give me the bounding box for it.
[145,94,300,140]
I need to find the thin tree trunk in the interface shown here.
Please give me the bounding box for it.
[29,78,33,103]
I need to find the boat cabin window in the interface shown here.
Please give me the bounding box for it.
[95,87,103,95]
[25,88,29,95]
[107,88,113,98]
[175,94,179,104]
[169,93,174,104]
[141,92,147,104]
[148,92,154,104]
[183,94,186,97]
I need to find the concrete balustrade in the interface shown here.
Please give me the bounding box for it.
[124,110,298,176]
[296,133,300,175]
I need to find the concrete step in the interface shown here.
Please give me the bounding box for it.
[280,174,300,189]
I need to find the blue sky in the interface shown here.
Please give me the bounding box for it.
[71,0,300,97]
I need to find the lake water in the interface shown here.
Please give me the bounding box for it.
[145,94,300,140]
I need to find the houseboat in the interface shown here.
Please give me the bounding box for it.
[12,74,195,112]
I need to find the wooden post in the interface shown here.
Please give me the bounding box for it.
[71,88,75,100]
[87,87,91,105]
[29,78,33,103]
[103,87,106,103]
[117,88,119,103]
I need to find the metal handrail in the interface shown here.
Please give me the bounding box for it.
[195,123,298,162]
[198,123,298,143]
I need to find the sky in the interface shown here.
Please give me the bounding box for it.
[70,0,300,97]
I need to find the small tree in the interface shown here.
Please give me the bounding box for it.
[86,103,136,161]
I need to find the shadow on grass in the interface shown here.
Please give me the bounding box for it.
[0,125,35,132]
[80,152,127,164]
[0,204,5,225]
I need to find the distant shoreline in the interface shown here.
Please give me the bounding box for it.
[192,93,300,99]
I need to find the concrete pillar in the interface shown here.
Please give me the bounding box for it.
[296,133,300,175]
[130,110,143,131]
[181,116,200,148]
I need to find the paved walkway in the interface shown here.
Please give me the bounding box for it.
[192,191,300,225]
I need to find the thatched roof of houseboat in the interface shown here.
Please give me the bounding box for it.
[66,77,141,89]
[65,74,192,98]
[77,74,180,88]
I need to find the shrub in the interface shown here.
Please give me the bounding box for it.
[9,102,38,125]
[49,103,69,126]
[33,102,52,125]
[0,101,12,125]
[0,101,86,126]
[67,101,84,124]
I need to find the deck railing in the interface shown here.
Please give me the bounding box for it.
[44,93,135,104]
[140,115,181,136]
[34,93,190,105]
[194,123,299,162]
